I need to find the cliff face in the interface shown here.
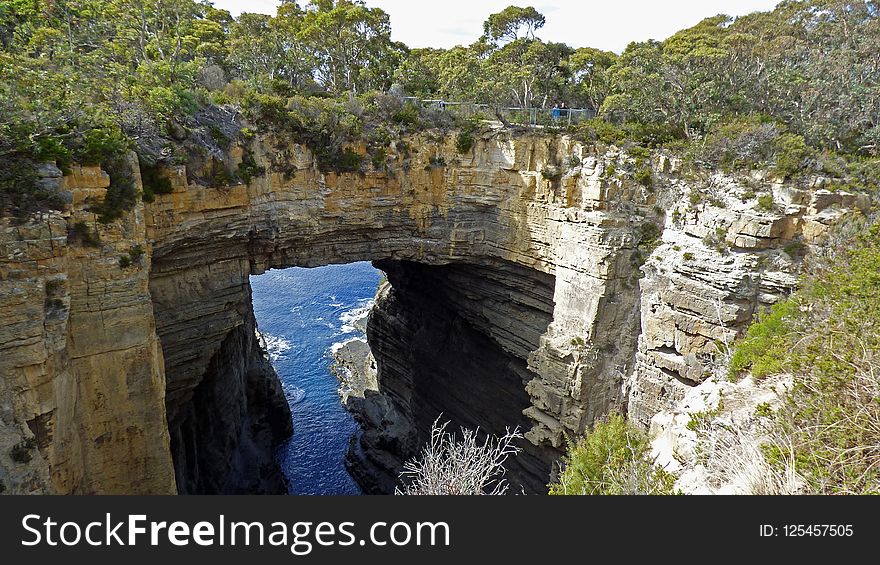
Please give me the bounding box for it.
[627,169,866,426]
[0,128,859,494]
[0,161,175,494]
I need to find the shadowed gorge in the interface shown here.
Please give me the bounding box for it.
[347,258,558,493]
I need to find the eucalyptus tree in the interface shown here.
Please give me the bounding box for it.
[297,0,403,94]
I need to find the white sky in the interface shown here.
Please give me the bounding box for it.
[211,0,781,53]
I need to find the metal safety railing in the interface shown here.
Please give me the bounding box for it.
[402,97,597,127]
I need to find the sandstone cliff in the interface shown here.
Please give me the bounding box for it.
[0,127,859,494]
[0,160,175,494]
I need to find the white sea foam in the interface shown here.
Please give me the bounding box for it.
[285,385,306,405]
[258,331,292,362]
[331,337,366,356]
[339,298,374,333]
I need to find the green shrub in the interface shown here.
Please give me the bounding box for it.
[686,408,720,432]
[139,163,174,202]
[622,121,686,147]
[638,221,662,251]
[128,244,144,261]
[695,115,779,170]
[392,102,421,127]
[119,244,145,269]
[242,93,369,174]
[337,148,363,173]
[75,127,130,167]
[757,194,775,211]
[455,129,475,154]
[728,298,798,379]
[627,145,651,159]
[33,135,72,170]
[735,224,880,493]
[572,118,626,145]
[773,133,812,178]
[754,402,774,418]
[541,166,561,181]
[68,221,100,247]
[548,414,676,495]
[205,158,231,186]
[427,156,446,169]
[371,147,388,170]
[847,157,880,188]
[90,156,138,224]
[235,149,266,184]
[9,438,36,464]
[209,124,230,148]
[635,167,653,187]
[703,227,730,254]
[783,240,807,260]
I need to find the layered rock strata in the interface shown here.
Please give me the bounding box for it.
[0,162,175,494]
[0,128,859,494]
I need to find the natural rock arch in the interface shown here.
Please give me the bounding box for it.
[3,128,835,494]
[147,131,640,492]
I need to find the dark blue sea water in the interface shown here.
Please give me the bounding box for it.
[250,262,382,495]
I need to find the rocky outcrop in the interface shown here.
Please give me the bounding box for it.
[0,127,859,494]
[0,161,175,494]
[627,168,868,426]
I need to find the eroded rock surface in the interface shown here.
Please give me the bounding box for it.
[1,129,856,494]
[1,162,175,494]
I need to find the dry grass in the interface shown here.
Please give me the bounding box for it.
[695,420,805,495]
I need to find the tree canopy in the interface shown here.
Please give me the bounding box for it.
[2,1,878,219]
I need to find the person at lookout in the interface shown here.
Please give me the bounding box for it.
[552,104,560,120]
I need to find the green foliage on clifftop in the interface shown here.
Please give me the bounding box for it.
[2,1,878,221]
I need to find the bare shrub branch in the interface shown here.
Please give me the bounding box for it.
[395,417,522,495]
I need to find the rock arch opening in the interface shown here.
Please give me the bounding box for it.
[3,131,835,495]
[250,261,381,495]
[164,254,558,494]
[141,132,642,495]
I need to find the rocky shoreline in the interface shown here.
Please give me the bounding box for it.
[329,282,410,494]
[330,303,378,406]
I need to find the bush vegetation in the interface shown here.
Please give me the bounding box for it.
[2,1,878,221]
[140,163,174,202]
[396,418,522,495]
[548,413,676,495]
[728,220,880,494]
